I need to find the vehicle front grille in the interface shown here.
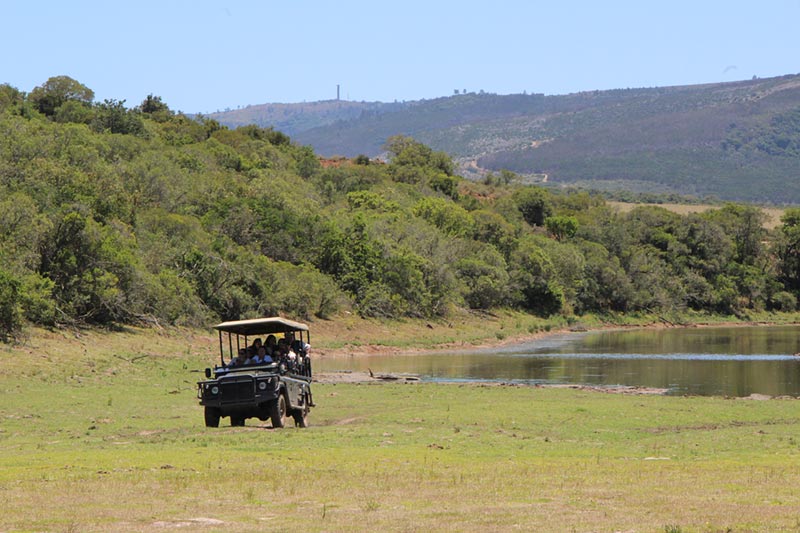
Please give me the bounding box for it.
[220,378,255,403]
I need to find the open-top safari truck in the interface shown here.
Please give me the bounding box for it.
[197,317,313,428]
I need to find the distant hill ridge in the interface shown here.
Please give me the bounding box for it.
[207,99,405,135]
[209,74,800,203]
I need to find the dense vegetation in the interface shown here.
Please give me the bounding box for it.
[214,74,800,203]
[3,76,800,340]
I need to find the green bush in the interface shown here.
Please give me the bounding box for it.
[771,291,797,312]
[0,269,22,341]
[455,257,510,309]
[413,197,474,237]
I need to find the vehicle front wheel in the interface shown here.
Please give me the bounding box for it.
[230,415,245,427]
[270,395,286,428]
[204,407,220,428]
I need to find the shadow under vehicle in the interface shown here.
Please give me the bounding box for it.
[197,317,314,428]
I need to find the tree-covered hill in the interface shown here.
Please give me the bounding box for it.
[213,75,800,204]
[3,76,800,340]
[205,100,406,136]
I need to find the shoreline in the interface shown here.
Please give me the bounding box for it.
[313,318,799,359]
[311,319,800,395]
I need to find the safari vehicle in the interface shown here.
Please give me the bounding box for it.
[197,317,313,428]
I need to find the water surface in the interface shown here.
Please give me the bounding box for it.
[316,325,800,396]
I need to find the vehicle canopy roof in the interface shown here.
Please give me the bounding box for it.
[213,317,309,337]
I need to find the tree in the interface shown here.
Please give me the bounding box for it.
[545,215,578,241]
[429,173,460,200]
[295,145,320,178]
[38,210,136,324]
[92,99,145,135]
[515,186,553,227]
[384,135,456,184]
[499,169,518,185]
[314,216,384,299]
[675,214,733,277]
[0,269,22,342]
[703,204,765,265]
[509,237,563,315]
[0,84,24,114]
[471,209,517,259]
[413,197,474,237]
[575,241,633,313]
[29,76,94,116]
[455,250,510,309]
[776,208,800,294]
[139,94,170,115]
[54,100,94,124]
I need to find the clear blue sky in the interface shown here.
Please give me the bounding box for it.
[3,0,799,114]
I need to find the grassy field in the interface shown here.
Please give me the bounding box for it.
[607,202,786,230]
[2,326,800,532]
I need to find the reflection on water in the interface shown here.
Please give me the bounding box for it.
[316,326,800,397]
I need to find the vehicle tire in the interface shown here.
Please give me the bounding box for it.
[230,415,245,427]
[270,394,286,429]
[204,407,220,428]
[292,407,309,428]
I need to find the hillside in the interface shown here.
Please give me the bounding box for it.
[206,99,405,135]
[4,75,800,341]
[211,75,800,204]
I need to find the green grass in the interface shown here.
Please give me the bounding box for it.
[3,327,800,531]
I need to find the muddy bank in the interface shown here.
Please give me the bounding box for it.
[313,371,800,399]
[313,370,669,395]
[313,326,583,359]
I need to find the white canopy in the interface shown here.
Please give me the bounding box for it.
[213,317,309,336]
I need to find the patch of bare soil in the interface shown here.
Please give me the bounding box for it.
[314,371,419,384]
[646,417,800,434]
[151,517,225,528]
[534,383,668,395]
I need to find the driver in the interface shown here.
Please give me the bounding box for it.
[228,348,247,368]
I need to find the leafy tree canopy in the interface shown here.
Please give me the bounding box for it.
[0,77,797,341]
[29,75,94,116]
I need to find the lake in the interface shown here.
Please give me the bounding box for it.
[316,325,800,396]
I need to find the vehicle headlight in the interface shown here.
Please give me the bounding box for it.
[258,381,267,391]
[211,386,219,395]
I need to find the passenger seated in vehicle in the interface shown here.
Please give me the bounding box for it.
[250,338,263,353]
[284,332,308,356]
[265,335,277,353]
[271,341,290,368]
[293,339,310,356]
[228,348,248,368]
[276,339,296,360]
[255,346,273,364]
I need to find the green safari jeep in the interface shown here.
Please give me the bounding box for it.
[197,317,313,428]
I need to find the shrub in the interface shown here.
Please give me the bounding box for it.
[515,186,553,227]
[413,197,474,237]
[0,269,22,342]
[358,283,398,318]
[771,291,797,312]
